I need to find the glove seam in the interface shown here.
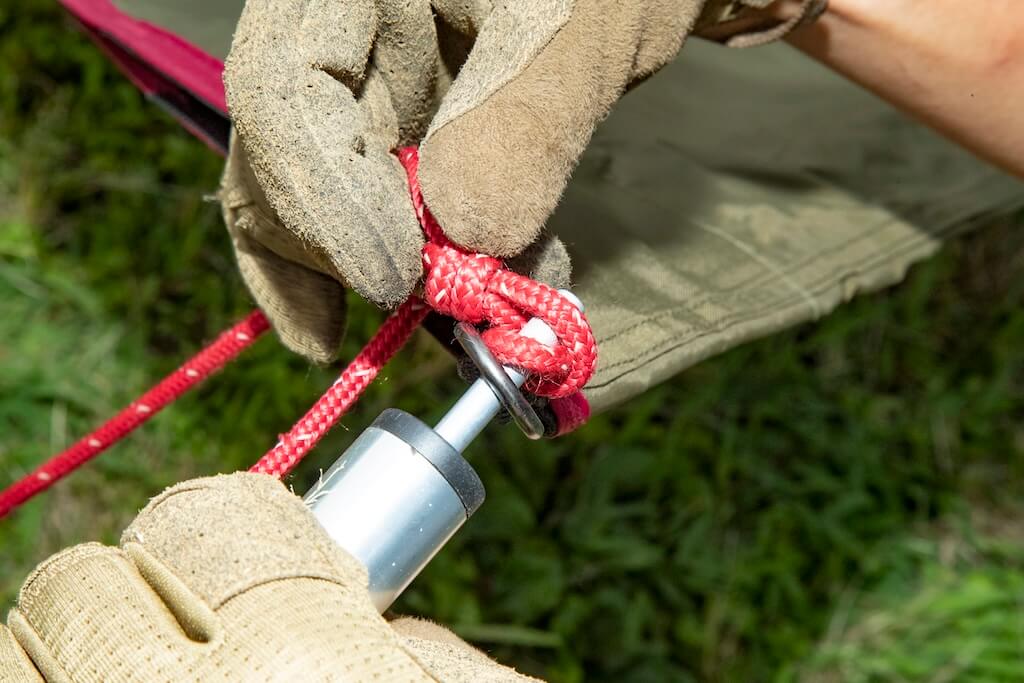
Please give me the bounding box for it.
[16,543,110,615]
[8,611,73,683]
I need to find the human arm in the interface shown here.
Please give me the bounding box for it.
[775,0,1024,177]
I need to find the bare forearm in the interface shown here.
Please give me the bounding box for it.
[779,0,1024,177]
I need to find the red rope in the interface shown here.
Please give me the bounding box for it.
[0,310,269,518]
[0,147,598,517]
[399,147,597,399]
[249,298,427,478]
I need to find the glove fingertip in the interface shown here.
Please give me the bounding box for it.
[230,232,348,364]
[329,217,423,312]
[418,130,553,258]
[125,473,292,536]
[273,309,346,365]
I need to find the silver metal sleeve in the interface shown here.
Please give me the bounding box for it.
[303,409,485,612]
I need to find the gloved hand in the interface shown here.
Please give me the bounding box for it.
[219,0,825,362]
[0,474,537,682]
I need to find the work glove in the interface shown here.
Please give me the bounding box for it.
[219,0,825,363]
[0,474,538,682]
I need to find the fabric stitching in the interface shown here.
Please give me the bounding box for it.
[693,217,824,317]
[586,214,980,384]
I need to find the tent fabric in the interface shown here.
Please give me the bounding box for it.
[59,0,232,151]
[61,0,227,110]
[555,42,1023,411]
[58,0,1024,415]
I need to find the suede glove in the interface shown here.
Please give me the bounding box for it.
[220,0,825,363]
[0,474,538,682]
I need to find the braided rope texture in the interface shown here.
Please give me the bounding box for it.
[249,298,428,478]
[0,311,270,518]
[398,147,597,400]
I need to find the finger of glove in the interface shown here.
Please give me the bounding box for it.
[371,0,442,144]
[7,485,431,682]
[225,0,424,310]
[120,473,369,611]
[8,543,204,681]
[0,625,41,682]
[122,475,435,681]
[633,1,706,79]
[391,618,541,682]
[221,134,333,272]
[506,232,572,290]
[229,218,347,363]
[221,133,349,362]
[419,1,683,258]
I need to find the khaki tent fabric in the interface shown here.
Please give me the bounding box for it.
[111,0,1024,415]
[555,41,1022,412]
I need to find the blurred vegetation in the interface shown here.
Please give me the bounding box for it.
[2,2,1024,681]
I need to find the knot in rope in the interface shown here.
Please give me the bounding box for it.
[398,147,597,399]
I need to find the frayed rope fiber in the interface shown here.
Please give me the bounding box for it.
[0,147,596,516]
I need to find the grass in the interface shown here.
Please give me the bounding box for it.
[2,2,1024,680]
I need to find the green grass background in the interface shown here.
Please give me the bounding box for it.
[2,3,1024,681]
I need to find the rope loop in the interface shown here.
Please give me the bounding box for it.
[398,147,597,399]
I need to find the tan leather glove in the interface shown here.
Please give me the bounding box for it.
[0,474,538,682]
[220,0,823,362]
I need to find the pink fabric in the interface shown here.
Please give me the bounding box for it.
[58,0,226,113]
[550,392,592,436]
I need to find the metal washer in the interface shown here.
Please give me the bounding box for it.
[453,322,545,440]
